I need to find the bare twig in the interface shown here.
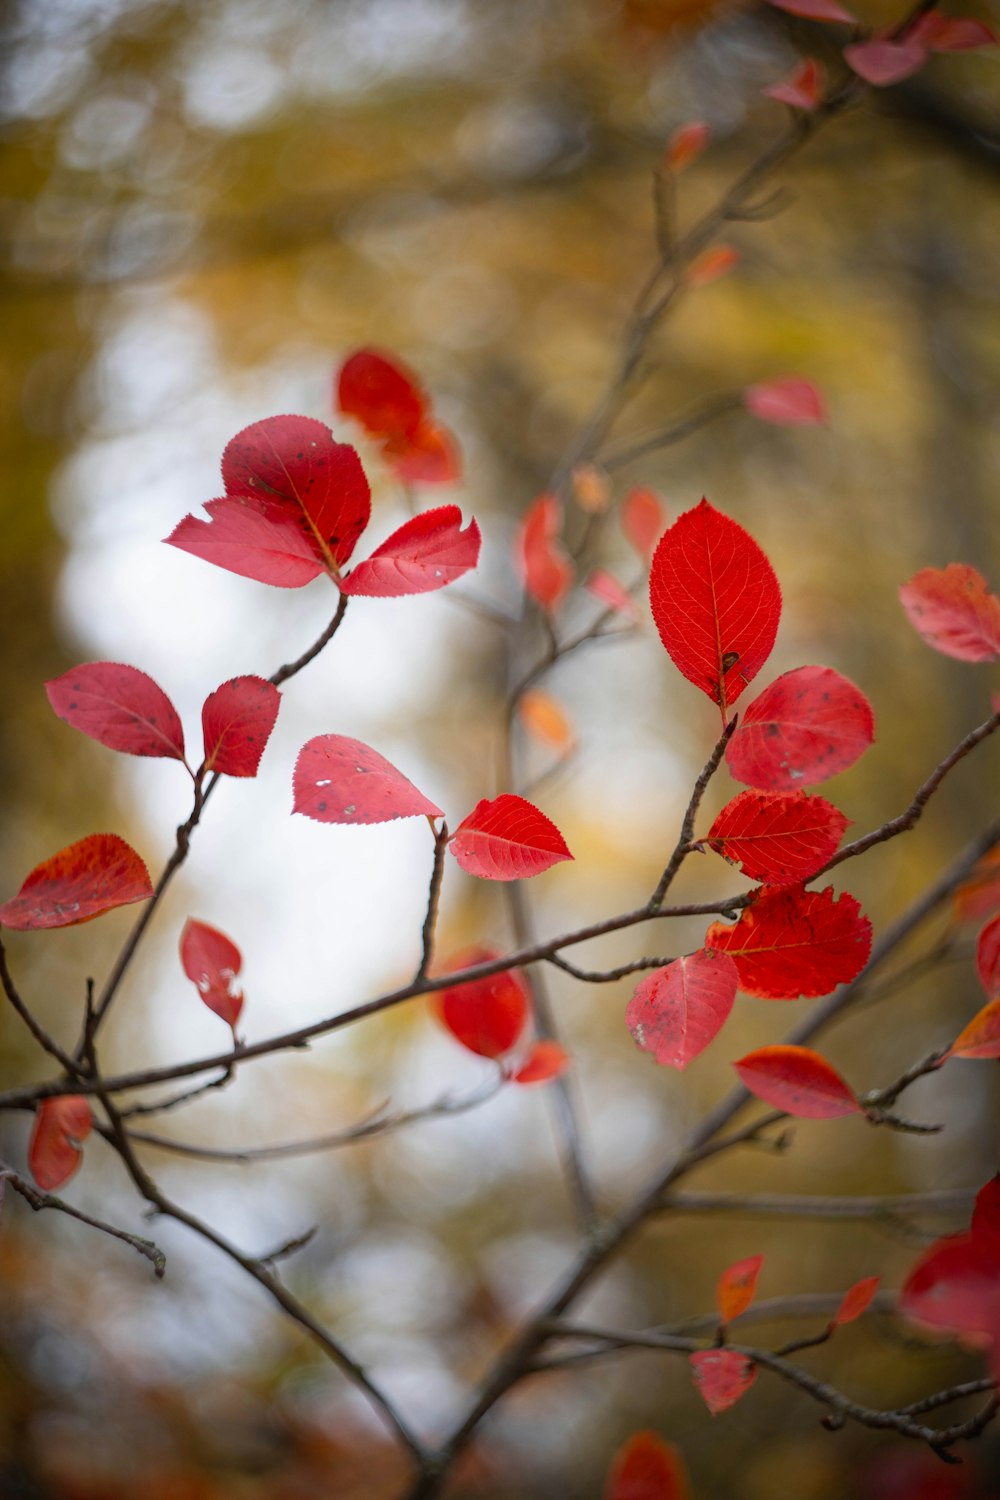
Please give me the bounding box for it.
[0,937,81,1076]
[0,1162,166,1277]
[648,720,736,909]
[415,821,449,982]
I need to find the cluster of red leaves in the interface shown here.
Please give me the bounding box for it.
[901,1176,1000,1382]
[432,949,569,1085]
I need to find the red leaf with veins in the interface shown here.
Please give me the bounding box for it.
[744,376,826,426]
[705,885,871,999]
[764,57,824,110]
[202,676,279,777]
[725,665,875,791]
[180,918,244,1032]
[433,948,529,1058]
[292,735,442,825]
[844,38,929,86]
[342,505,480,597]
[649,499,781,719]
[832,1275,880,1327]
[167,494,329,587]
[46,662,185,761]
[705,789,847,885]
[0,834,153,931]
[621,487,666,559]
[626,951,738,1069]
[717,1254,764,1324]
[603,1431,692,1500]
[689,1349,758,1414]
[899,564,1000,661]
[29,1096,93,1191]
[449,794,572,880]
[511,1040,571,1084]
[765,0,854,19]
[515,494,573,612]
[734,1044,861,1118]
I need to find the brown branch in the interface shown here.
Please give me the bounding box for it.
[648,720,736,910]
[0,1162,166,1277]
[600,393,743,473]
[415,821,449,982]
[656,1187,974,1225]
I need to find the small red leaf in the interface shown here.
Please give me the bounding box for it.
[900,564,1000,662]
[586,569,638,619]
[665,121,711,172]
[844,38,929,85]
[202,676,279,777]
[976,913,1000,998]
[765,0,854,19]
[717,1254,764,1324]
[604,1431,691,1500]
[511,1039,571,1084]
[0,834,153,931]
[705,885,872,999]
[433,948,529,1058]
[911,12,998,50]
[946,996,1000,1060]
[621,487,667,559]
[832,1275,880,1327]
[626,951,738,1070]
[515,494,574,613]
[650,499,781,719]
[743,376,826,427]
[688,245,740,288]
[337,349,460,485]
[764,57,825,110]
[689,1349,758,1414]
[293,735,443,825]
[28,1097,93,1191]
[342,505,481,597]
[725,665,875,791]
[46,662,185,761]
[180,918,244,1032]
[167,494,329,588]
[449,794,573,880]
[734,1044,861,1119]
[705,790,848,885]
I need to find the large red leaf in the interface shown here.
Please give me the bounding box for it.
[603,1431,691,1500]
[626,950,738,1069]
[764,57,824,110]
[734,1044,861,1119]
[342,506,481,597]
[704,790,848,885]
[831,1275,880,1328]
[46,662,185,761]
[725,665,875,791]
[337,349,461,485]
[293,735,442,825]
[180,917,244,1033]
[28,1096,93,1191]
[167,494,329,587]
[901,1232,1000,1337]
[510,1039,571,1085]
[717,1254,764,1324]
[649,499,781,719]
[844,38,929,86]
[704,885,872,999]
[201,676,279,777]
[743,377,826,426]
[946,996,1000,1060]
[515,494,574,613]
[765,0,854,19]
[432,948,529,1058]
[900,564,1000,661]
[621,487,666,560]
[689,1349,758,1414]
[0,834,154,931]
[449,794,573,880]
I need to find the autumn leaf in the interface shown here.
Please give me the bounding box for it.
[831,1275,880,1328]
[952,847,1000,924]
[166,493,330,587]
[342,505,481,597]
[689,1349,758,1414]
[665,121,710,172]
[717,1254,764,1324]
[292,735,443,824]
[603,1430,692,1500]
[844,38,929,85]
[202,676,280,777]
[510,1039,571,1084]
[626,950,739,1069]
[336,348,461,485]
[911,12,997,50]
[945,996,1000,1060]
[688,245,740,287]
[46,662,186,762]
[743,376,826,426]
[764,58,824,110]
[586,569,639,619]
[519,691,575,753]
[621,487,667,559]
[901,1178,1000,1340]
[765,0,854,19]
[649,499,781,719]
[28,1097,93,1191]
[704,790,848,885]
[899,564,1000,661]
[705,885,871,999]
[0,834,154,931]
[572,462,611,514]
[180,918,244,1033]
[432,948,529,1058]
[449,794,573,880]
[734,1044,861,1119]
[725,665,875,791]
[515,493,574,612]
[976,913,1000,998]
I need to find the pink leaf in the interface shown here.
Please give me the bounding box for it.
[626,951,738,1070]
[586,569,638,619]
[899,564,1000,661]
[202,676,280,777]
[725,665,875,791]
[293,735,443,824]
[180,918,244,1033]
[734,1044,861,1119]
[844,38,929,86]
[743,376,826,426]
[0,834,153,931]
[46,662,185,761]
[621,487,667,559]
[167,494,329,588]
[449,794,573,880]
[689,1350,758,1414]
[910,12,998,51]
[342,505,481,597]
[764,58,825,110]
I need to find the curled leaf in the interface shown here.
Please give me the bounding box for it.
[342,505,481,597]
[0,834,153,931]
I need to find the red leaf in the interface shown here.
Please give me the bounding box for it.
[764,57,825,110]
[704,790,848,885]
[971,1175,1000,1250]
[689,1349,758,1414]
[46,662,185,762]
[734,1044,861,1119]
[976,914,1000,998]
[901,1232,1000,1337]
[433,948,529,1058]
[911,12,997,50]
[167,494,329,588]
[201,676,279,777]
[449,794,573,880]
[899,564,1000,662]
[765,0,854,20]
[665,121,711,172]
[180,918,244,1032]
[603,1431,691,1500]
[717,1254,764,1324]
[0,834,153,931]
[515,494,574,612]
[832,1275,880,1327]
[743,376,826,426]
[511,1039,571,1084]
[337,347,427,446]
[725,665,875,791]
[844,38,929,85]
[705,885,872,999]
[342,505,481,597]
[688,245,740,288]
[389,419,462,485]
[293,735,442,825]
[28,1097,93,1191]
[586,569,638,619]
[621,487,666,559]
[946,996,1000,1060]
[650,499,781,720]
[626,951,739,1070]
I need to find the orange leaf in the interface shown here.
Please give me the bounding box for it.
[0,834,153,931]
[519,691,575,753]
[717,1254,764,1324]
[946,996,1000,1060]
[604,1430,692,1500]
[665,121,711,173]
[28,1097,93,1190]
[831,1275,880,1327]
[572,462,611,514]
[688,245,740,288]
[953,847,1000,924]
[510,1040,570,1084]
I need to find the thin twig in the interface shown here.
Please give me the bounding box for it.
[648,720,736,909]
[600,394,742,473]
[0,1162,166,1277]
[0,937,81,1076]
[415,821,449,982]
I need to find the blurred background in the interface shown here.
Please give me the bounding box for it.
[2,0,1000,1495]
